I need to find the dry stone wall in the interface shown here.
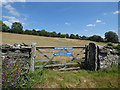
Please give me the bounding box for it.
[98,45,119,69]
[0,43,32,73]
[0,42,119,72]
[88,43,120,71]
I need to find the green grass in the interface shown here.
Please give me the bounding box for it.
[29,65,119,88]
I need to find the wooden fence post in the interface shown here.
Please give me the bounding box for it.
[30,43,36,72]
[85,45,88,68]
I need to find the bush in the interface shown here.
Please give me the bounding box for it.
[107,42,113,46]
[115,44,120,53]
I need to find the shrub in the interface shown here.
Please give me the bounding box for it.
[107,42,113,46]
[115,44,120,54]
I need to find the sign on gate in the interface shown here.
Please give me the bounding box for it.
[54,47,73,50]
[54,52,73,56]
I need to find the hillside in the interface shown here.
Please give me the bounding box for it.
[1,32,106,46]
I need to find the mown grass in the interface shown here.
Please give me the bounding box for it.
[1,32,106,46]
[29,65,119,88]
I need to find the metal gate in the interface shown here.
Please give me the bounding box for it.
[30,43,88,71]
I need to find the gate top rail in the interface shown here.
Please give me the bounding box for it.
[36,46,86,49]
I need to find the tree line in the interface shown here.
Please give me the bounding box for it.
[0,20,119,43]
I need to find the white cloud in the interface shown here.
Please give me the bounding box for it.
[0,1,2,8]
[34,29,40,31]
[103,13,107,15]
[3,16,27,27]
[113,11,120,14]
[3,21,12,27]
[101,22,106,24]
[56,24,59,26]
[2,0,26,3]
[2,0,26,7]
[9,0,26,2]
[2,0,27,28]
[22,22,27,26]
[65,22,70,25]
[4,4,20,16]
[2,0,8,5]
[101,35,105,38]
[3,16,20,22]
[86,24,96,27]
[23,17,27,20]
[109,29,116,32]
[84,29,88,31]
[96,20,102,23]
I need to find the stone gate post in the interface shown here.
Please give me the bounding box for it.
[88,43,98,71]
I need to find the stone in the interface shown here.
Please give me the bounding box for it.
[0,43,32,74]
[98,45,119,69]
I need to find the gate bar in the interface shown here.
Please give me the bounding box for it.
[36,46,86,49]
[35,63,79,68]
[35,57,85,62]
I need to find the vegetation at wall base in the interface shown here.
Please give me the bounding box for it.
[107,42,114,46]
[115,44,120,54]
[2,56,118,88]
[107,42,120,54]
[28,65,118,88]
[2,57,32,88]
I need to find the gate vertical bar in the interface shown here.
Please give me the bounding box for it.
[85,45,88,68]
[30,43,36,72]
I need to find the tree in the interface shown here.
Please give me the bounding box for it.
[11,22,23,34]
[24,29,32,35]
[75,34,79,39]
[81,35,87,40]
[105,31,118,43]
[2,22,10,32]
[58,32,61,37]
[32,29,38,35]
[50,31,58,37]
[88,35,104,42]
[70,34,76,39]
[61,34,66,38]
[66,34,69,38]
[39,29,48,36]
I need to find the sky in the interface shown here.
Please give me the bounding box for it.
[1,0,120,39]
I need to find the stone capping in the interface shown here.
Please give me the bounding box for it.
[0,43,32,49]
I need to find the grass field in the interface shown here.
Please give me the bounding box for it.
[1,32,119,88]
[1,32,106,46]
